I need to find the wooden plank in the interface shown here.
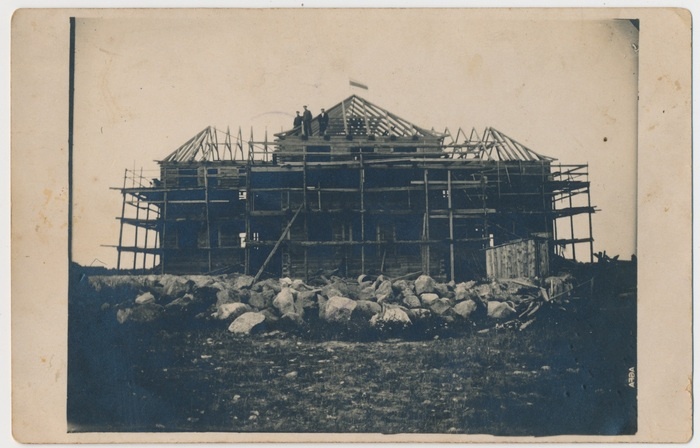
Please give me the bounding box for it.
[253,205,303,284]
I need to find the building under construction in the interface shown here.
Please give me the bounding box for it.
[111,95,595,282]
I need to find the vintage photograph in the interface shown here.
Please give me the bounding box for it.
[62,10,641,436]
[16,7,697,444]
[56,10,645,437]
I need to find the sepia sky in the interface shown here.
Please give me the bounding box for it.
[70,10,639,267]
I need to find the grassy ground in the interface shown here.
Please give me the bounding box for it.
[67,263,636,435]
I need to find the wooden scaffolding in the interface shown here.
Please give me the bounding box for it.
[110,95,595,280]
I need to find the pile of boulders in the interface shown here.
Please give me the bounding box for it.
[90,272,575,337]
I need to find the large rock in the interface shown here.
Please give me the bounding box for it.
[358,280,374,290]
[134,292,155,305]
[370,305,412,328]
[321,285,343,301]
[165,293,195,311]
[454,281,477,302]
[233,275,255,290]
[273,288,297,315]
[210,281,229,292]
[279,277,293,288]
[453,300,478,319]
[414,275,436,295]
[375,280,394,303]
[331,277,352,294]
[247,291,267,310]
[406,308,432,323]
[322,296,357,323]
[214,302,251,321]
[429,298,453,316]
[358,285,376,301]
[236,289,251,305]
[187,275,216,290]
[487,301,517,320]
[228,312,266,334]
[434,282,451,298]
[372,275,390,289]
[290,279,309,291]
[420,293,440,307]
[401,293,422,309]
[216,288,239,306]
[353,300,382,320]
[161,276,193,298]
[257,278,282,294]
[296,290,318,312]
[475,283,495,301]
[392,279,413,293]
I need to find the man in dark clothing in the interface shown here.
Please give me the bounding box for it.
[318,108,329,136]
[293,111,302,130]
[302,105,313,136]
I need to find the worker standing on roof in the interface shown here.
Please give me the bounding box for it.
[318,108,329,136]
[302,105,312,136]
[293,111,302,130]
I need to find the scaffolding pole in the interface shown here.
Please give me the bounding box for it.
[132,169,143,270]
[448,170,455,282]
[423,168,430,275]
[204,167,212,272]
[303,150,309,281]
[568,193,577,261]
[587,179,594,261]
[116,169,127,270]
[360,155,366,273]
[244,161,251,275]
[161,191,168,274]
[143,203,151,270]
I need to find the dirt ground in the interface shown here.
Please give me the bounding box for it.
[67,262,636,436]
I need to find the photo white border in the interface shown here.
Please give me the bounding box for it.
[0,1,698,446]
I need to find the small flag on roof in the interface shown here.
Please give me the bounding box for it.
[349,78,369,90]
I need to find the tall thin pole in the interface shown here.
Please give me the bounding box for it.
[587,168,594,262]
[132,191,141,271]
[423,169,430,275]
[341,100,349,135]
[360,155,365,273]
[245,160,251,275]
[448,170,455,282]
[204,167,212,273]
[116,169,127,270]
[68,17,76,266]
[161,191,168,274]
[143,203,151,270]
[303,150,309,281]
[568,193,577,261]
